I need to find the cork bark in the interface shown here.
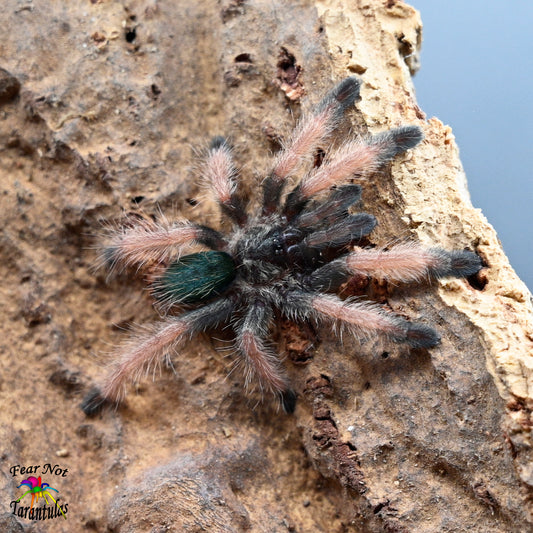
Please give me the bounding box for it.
[1,1,531,532]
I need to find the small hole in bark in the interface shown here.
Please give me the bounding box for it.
[49,369,82,394]
[131,196,145,205]
[373,502,387,514]
[125,28,136,42]
[381,352,390,359]
[234,53,252,63]
[345,441,357,451]
[364,382,371,390]
[467,269,488,291]
[277,48,300,82]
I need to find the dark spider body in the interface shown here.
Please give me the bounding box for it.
[83,77,482,416]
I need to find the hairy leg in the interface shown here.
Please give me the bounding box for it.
[304,213,377,249]
[283,126,423,219]
[101,217,226,273]
[285,291,440,349]
[345,244,482,281]
[306,244,482,292]
[81,298,234,415]
[205,136,248,226]
[262,77,361,216]
[294,184,362,229]
[235,300,295,412]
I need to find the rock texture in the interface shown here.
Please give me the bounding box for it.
[0,1,531,532]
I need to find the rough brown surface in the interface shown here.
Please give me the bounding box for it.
[1,1,531,532]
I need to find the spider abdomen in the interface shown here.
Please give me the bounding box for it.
[152,251,236,306]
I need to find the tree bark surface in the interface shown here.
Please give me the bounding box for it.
[0,1,531,532]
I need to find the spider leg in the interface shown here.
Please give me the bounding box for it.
[101,218,226,273]
[262,77,361,216]
[303,213,377,250]
[286,291,440,348]
[81,298,234,415]
[283,125,423,219]
[306,244,483,292]
[235,300,296,413]
[205,136,248,226]
[345,244,483,281]
[294,184,362,229]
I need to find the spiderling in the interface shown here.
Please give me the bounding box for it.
[82,77,482,415]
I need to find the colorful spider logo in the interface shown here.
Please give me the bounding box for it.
[16,476,67,519]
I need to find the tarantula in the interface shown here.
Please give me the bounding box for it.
[82,77,481,415]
